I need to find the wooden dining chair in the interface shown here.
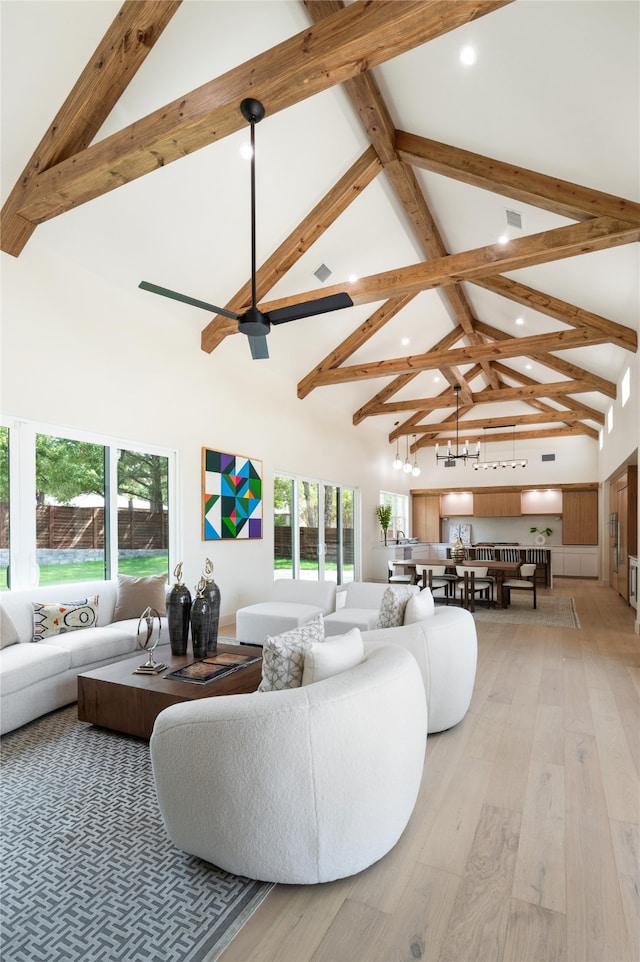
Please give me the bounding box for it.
[454,566,493,610]
[387,559,413,585]
[502,563,537,608]
[414,564,451,602]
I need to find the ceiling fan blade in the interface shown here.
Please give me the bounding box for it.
[139,281,241,321]
[267,292,354,325]
[249,335,269,360]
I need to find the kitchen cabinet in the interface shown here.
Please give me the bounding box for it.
[609,466,637,601]
[474,491,521,517]
[411,495,440,542]
[439,491,473,516]
[562,546,598,578]
[562,489,598,544]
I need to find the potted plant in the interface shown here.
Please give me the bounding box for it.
[530,526,552,545]
[375,504,393,546]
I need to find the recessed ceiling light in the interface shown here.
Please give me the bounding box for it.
[460,45,477,66]
[433,375,440,383]
[525,363,532,370]
[239,142,253,160]
[498,234,509,245]
[401,336,410,346]
[348,274,359,284]
[516,317,524,326]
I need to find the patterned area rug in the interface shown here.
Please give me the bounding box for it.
[1,706,273,962]
[469,595,581,628]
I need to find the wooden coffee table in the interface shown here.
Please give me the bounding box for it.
[77,642,263,739]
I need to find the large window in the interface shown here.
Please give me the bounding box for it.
[274,473,358,584]
[1,417,176,590]
[379,490,409,540]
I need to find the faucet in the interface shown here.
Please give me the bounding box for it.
[396,530,406,543]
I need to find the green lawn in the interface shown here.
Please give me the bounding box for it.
[0,556,168,590]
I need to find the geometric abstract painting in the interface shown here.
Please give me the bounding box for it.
[202,448,263,540]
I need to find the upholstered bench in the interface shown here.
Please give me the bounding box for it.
[235,578,337,645]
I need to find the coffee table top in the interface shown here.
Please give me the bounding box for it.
[79,642,263,696]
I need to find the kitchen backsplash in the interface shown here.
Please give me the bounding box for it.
[442,516,563,545]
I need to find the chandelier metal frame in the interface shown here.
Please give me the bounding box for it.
[435,386,480,467]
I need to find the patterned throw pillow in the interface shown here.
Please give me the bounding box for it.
[377,586,415,629]
[258,615,325,692]
[32,596,99,642]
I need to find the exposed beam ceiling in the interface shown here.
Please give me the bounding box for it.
[2,0,636,455]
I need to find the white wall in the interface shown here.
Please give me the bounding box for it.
[0,245,393,618]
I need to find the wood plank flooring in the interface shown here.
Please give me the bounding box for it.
[222,580,639,962]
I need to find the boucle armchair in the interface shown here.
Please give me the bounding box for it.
[150,645,427,884]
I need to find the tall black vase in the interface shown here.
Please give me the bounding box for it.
[202,577,221,654]
[166,582,192,656]
[191,593,212,659]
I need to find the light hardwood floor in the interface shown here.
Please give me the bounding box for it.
[222,579,639,962]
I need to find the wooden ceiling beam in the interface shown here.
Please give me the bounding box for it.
[474,321,617,397]
[404,409,602,434]
[396,130,640,225]
[311,327,613,388]
[5,0,511,250]
[470,275,637,351]
[297,293,415,399]
[257,216,640,315]
[490,361,605,423]
[364,379,605,416]
[304,0,500,390]
[350,327,469,423]
[416,423,599,447]
[200,146,381,352]
[1,0,182,255]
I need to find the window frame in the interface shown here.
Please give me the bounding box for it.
[0,415,179,590]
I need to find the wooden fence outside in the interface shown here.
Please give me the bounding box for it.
[0,503,167,550]
[274,526,354,563]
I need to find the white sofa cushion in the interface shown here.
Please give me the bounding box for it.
[49,623,145,669]
[258,615,325,691]
[403,589,435,624]
[0,604,19,649]
[302,628,363,685]
[271,579,336,615]
[324,608,381,635]
[0,642,71,696]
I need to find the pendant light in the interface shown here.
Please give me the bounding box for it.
[392,422,403,470]
[403,435,412,473]
[411,435,421,477]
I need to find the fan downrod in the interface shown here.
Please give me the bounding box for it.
[240,98,265,124]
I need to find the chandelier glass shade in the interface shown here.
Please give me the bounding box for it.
[435,386,480,466]
[473,425,528,471]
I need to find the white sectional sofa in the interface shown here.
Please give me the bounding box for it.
[0,578,169,736]
[324,581,419,635]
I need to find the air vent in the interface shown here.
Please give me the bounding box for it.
[541,453,556,462]
[505,209,522,229]
[313,263,332,283]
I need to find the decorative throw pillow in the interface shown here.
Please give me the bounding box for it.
[377,585,415,629]
[32,596,99,642]
[301,628,364,686]
[404,589,435,625]
[0,604,20,649]
[258,615,325,692]
[113,573,167,622]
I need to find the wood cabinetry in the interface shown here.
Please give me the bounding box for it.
[562,489,598,545]
[609,466,638,601]
[473,491,521,517]
[411,495,440,542]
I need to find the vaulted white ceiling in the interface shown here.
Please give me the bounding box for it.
[1,0,638,456]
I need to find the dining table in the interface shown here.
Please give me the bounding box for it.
[392,558,522,609]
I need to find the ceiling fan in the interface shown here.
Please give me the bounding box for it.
[139,98,354,359]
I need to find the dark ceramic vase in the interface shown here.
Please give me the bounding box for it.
[202,577,221,654]
[166,583,192,656]
[190,593,211,659]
